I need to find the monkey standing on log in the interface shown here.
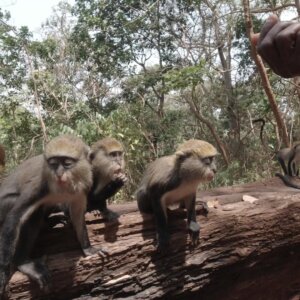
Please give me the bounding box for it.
[276,143,300,189]
[87,137,127,221]
[0,135,105,297]
[135,139,217,251]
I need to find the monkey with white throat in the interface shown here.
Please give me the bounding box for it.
[135,139,217,251]
[87,137,127,221]
[0,135,105,296]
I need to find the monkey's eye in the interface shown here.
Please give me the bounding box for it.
[62,158,76,169]
[202,157,214,165]
[47,158,59,169]
[110,151,122,158]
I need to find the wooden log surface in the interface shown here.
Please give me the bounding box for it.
[5,176,300,300]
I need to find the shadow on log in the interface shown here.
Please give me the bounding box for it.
[5,176,300,300]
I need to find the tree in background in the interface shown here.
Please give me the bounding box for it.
[1,0,300,198]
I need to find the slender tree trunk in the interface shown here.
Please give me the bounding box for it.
[243,0,290,147]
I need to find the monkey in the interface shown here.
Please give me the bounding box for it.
[0,144,5,175]
[135,139,217,251]
[47,137,127,226]
[276,143,300,176]
[276,143,300,189]
[87,137,127,221]
[0,135,105,296]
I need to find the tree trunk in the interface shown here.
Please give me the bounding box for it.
[5,177,300,300]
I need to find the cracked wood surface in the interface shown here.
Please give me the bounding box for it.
[5,176,300,300]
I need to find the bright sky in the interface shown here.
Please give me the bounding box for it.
[0,0,74,33]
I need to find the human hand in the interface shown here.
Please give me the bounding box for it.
[251,14,300,78]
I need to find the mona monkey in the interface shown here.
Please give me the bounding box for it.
[276,143,300,189]
[87,137,127,221]
[0,135,105,296]
[135,139,217,251]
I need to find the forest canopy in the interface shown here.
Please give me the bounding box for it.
[0,0,298,200]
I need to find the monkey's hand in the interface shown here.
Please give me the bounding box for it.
[188,221,200,246]
[83,246,109,258]
[112,172,128,184]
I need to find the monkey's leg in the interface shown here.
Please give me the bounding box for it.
[185,195,200,246]
[14,208,51,290]
[278,157,288,175]
[153,196,170,252]
[69,196,108,258]
[288,159,296,176]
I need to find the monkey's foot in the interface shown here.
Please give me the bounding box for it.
[188,221,200,246]
[101,209,120,222]
[156,233,170,254]
[83,246,109,258]
[199,201,209,216]
[18,258,51,291]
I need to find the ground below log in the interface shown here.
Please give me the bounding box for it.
[5,176,300,300]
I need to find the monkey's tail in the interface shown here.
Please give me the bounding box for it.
[135,188,153,214]
[275,173,300,189]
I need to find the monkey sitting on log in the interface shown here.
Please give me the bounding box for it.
[276,143,300,189]
[0,135,105,297]
[135,139,217,251]
[87,137,127,221]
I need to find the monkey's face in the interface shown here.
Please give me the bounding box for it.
[201,156,217,181]
[109,150,125,174]
[46,155,92,193]
[91,148,125,179]
[180,154,217,182]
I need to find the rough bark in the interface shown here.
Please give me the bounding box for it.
[5,177,300,300]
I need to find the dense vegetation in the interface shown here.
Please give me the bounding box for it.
[0,0,298,201]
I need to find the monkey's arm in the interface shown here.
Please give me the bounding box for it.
[151,189,170,252]
[278,157,288,175]
[14,207,51,290]
[88,179,124,210]
[185,195,200,246]
[68,195,107,257]
[87,177,126,221]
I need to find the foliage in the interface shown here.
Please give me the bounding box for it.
[1,1,299,202]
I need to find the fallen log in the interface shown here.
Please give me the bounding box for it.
[5,176,300,300]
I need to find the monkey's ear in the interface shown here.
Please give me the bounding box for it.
[175,150,191,160]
